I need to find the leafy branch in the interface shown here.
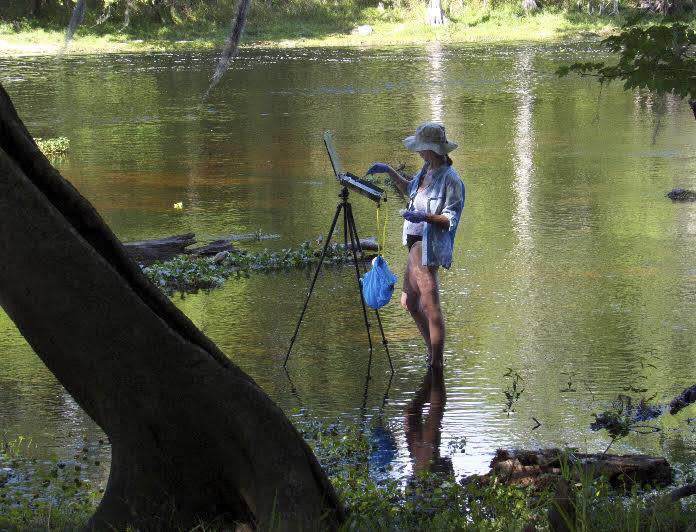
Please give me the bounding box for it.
[557,24,696,119]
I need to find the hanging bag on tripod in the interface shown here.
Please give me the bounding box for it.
[362,206,397,310]
[362,256,397,310]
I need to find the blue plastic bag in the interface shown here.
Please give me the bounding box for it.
[361,255,398,310]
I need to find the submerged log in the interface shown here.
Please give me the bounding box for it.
[122,233,195,265]
[486,448,672,490]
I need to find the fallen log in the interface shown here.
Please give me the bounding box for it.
[124,233,378,265]
[484,448,672,490]
[123,233,196,265]
[186,238,239,258]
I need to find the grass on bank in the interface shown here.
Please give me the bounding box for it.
[2,418,696,531]
[1,2,693,55]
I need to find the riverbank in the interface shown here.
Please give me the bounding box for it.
[1,6,690,56]
[2,418,695,531]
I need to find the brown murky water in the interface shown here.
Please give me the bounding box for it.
[1,42,695,480]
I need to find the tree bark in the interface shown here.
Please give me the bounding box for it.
[522,0,539,12]
[31,0,45,17]
[426,0,447,25]
[0,84,343,530]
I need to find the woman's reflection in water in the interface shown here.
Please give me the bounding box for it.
[404,367,453,476]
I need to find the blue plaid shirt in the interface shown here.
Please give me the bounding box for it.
[402,163,465,269]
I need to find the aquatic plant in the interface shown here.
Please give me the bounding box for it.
[0,436,103,530]
[502,368,525,415]
[35,136,70,156]
[591,394,663,453]
[3,419,696,531]
[141,240,354,295]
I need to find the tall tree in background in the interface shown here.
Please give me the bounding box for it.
[522,0,539,13]
[426,0,446,25]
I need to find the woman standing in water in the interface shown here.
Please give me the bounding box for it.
[367,123,465,367]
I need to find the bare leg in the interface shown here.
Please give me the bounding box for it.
[409,244,445,367]
[420,277,445,367]
[401,242,444,366]
[401,244,431,357]
[401,292,432,359]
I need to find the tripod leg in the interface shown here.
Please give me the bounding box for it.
[343,203,348,248]
[345,204,373,352]
[347,204,394,373]
[284,202,343,367]
[360,347,373,417]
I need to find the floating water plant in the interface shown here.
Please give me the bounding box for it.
[141,240,354,295]
[502,368,525,415]
[35,136,70,156]
[590,394,663,454]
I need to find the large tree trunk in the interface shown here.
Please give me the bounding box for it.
[426,0,447,25]
[0,84,343,530]
[522,0,539,12]
[31,0,45,17]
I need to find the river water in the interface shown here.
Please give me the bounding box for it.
[1,42,695,481]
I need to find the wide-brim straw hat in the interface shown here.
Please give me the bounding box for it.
[403,122,458,155]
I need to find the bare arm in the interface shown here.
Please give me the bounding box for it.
[385,166,410,197]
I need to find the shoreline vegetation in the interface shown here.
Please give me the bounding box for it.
[2,419,696,530]
[1,2,695,56]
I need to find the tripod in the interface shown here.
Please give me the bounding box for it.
[283,186,394,373]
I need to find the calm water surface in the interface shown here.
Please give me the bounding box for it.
[1,42,695,482]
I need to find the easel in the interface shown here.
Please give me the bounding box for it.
[283,133,394,373]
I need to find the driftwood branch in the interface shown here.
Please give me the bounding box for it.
[669,482,696,502]
[670,384,696,414]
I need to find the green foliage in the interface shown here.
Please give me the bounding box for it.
[0,435,103,531]
[558,23,696,111]
[590,394,662,454]
[502,367,525,414]
[3,0,695,52]
[35,136,70,156]
[3,422,696,530]
[141,241,353,295]
[552,458,696,531]
[293,415,545,531]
